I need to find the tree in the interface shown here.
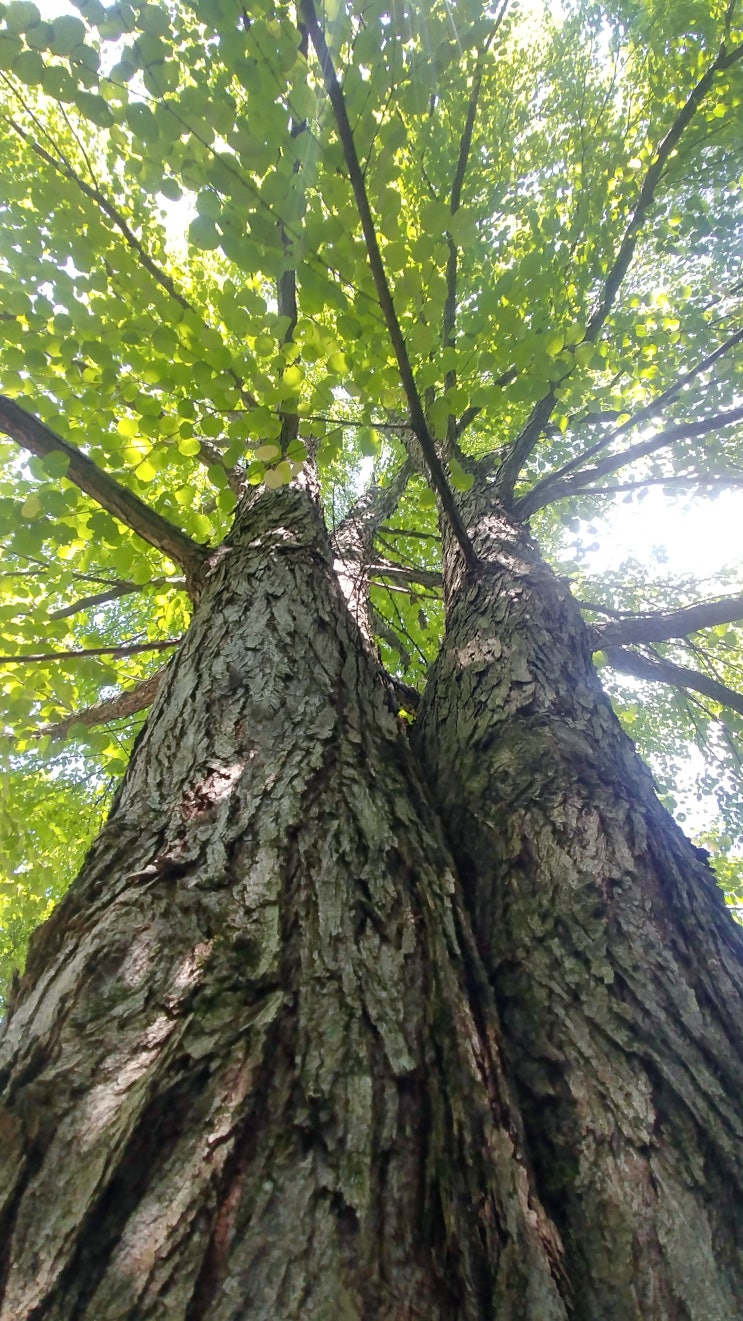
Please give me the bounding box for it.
[1,0,743,1314]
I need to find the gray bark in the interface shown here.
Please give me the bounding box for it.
[414,490,743,1319]
[0,484,566,1321]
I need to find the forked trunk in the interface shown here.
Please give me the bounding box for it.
[0,486,566,1320]
[415,489,743,1319]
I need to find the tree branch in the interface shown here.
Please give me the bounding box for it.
[494,42,743,505]
[46,576,186,621]
[585,40,743,342]
[300,0,476,569]
[333,459,414,553]
[603,645,743,716]
[561,472,743,498]
[591,593,743,648]
[442,9,509,450]
[332,460,414,632]
[521,403,743,510]
[37,669,164,740]
[0,639,181,664]
[443,9,505,364]
[369,560,442,590]
[2,109,191,312]
[0,396,207,590]
[47,580,142,620]
[1,101,258,410]
[494,391,559,504]
[372,606,411,669]
[520,325,743,514]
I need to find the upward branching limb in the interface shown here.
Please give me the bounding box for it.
[518,403,743,512]
[0,396,207,591]
[493,40,743,505]
[300,0,476,569]
[584,39,743,343]
[442,3,508,439]
[521,325,743,514]
[333,458,414,556]
[332,460,414,633]
[0,104,191,314]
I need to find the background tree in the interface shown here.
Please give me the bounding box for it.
[1,0,743,1316]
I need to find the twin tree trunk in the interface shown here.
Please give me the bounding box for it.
[1,480,742,1319]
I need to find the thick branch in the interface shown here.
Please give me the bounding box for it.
[37,669,164,740]
[603,645,743,715]
[493,390,559,504]
[0,397,207,588]
[0,639,181,664]
[332,460,414,633]
[591,593,743,648]
[521,403,743,511]
[300,0,476,568]
[333,459,414,554]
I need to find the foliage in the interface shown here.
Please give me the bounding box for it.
[1,0,742,983]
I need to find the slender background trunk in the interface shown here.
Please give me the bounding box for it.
[0,485,567,1321]
[415,489,743,1319]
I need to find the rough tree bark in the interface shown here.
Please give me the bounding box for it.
[0,483,567,1321]
[414,486,743,1319]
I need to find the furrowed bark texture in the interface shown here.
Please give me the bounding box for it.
[414,490,743,1320]
[0,485,567,1321]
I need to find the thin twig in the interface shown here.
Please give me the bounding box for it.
[0,639,181,664]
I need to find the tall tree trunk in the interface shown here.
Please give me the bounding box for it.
[414,490,743,1319]
[0,485,567,1321]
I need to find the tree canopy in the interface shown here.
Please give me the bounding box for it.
[1,0,743,990]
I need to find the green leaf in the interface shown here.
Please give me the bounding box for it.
[48,14,85,54]
[39,452,71,478]
[189,215,221,250]
[449,459,474,492]
[4,2,41,35]
[12,46,44,83]
[20,494,42,518]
